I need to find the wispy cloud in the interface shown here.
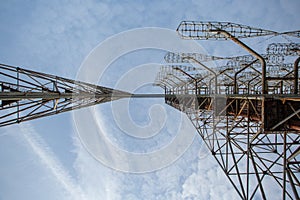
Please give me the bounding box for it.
[111,140,239,200]
[19,124,86,200]
[72,135,123,200]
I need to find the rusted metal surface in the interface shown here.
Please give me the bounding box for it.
[294,57,299,94]
[155,21,300,200]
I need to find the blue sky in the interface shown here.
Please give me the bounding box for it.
[0,0,300,199]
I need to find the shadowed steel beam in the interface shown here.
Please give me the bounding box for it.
[294,57,299,94]
[270,108,300,130]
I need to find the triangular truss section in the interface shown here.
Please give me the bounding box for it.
[0,64,131,127]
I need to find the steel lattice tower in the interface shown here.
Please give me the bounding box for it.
[0,64,133,126]
[155,21,300,199]
[1,21,300,200]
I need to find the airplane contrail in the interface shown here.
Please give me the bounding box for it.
[20,124,86,200]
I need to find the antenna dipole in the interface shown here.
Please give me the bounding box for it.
[267,43,300,56]
[177,21,300,40]
[176,21,277,40]
[164,52,285,65]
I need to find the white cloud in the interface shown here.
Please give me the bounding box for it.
[19,124,86,200]
[181,153,238,200]
[72,136,123,200]
[100,138,239,200]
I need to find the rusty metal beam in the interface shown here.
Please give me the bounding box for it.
[294,57,300,94]
[211,30,267,94]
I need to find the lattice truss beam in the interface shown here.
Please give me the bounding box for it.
[156,21,300,199]
[176,21,300,40]
[0,64,130,127]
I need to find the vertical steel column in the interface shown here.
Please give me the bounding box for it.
[294,57,299,94]
[283,131,287,200]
